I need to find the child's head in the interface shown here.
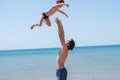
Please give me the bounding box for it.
[56,0,64,4]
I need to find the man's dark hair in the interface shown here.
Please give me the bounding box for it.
[56,0,65,4]
[67,39,75,50]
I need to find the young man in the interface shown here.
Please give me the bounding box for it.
[30,0,69,30]
[55,17,75,80]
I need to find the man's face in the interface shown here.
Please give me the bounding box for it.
[65,40,70,46]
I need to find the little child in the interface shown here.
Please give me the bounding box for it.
[30,0,69,30]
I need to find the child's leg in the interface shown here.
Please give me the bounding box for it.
[30,14,44,29]
[38,14,44,26]
[45,18,51,27]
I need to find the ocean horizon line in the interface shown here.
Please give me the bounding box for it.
[0,44,120,51]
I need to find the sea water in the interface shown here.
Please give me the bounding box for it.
[0,45,120,80]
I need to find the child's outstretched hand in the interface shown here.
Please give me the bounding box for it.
[65,14,69,18]
[65,3,69,8]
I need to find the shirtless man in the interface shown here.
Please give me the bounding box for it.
[55,17,75,80]
[30,0,69,30]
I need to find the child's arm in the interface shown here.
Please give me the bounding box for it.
[54,3,69,8]
[57,9,69,18]
[60,3,69,7]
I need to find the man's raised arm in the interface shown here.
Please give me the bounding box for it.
[55,18,66,47]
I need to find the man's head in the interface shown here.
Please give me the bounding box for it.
[66,39,75,50]
[56,0,65,4]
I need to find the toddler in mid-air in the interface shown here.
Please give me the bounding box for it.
[30,0,69,30]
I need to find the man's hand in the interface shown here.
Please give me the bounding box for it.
[55,17,62,26]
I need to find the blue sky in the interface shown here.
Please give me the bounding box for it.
[0,0,120,50]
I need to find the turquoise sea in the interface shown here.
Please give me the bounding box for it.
[0,45,120,80]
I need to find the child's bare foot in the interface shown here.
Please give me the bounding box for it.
[30,24,34,30]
